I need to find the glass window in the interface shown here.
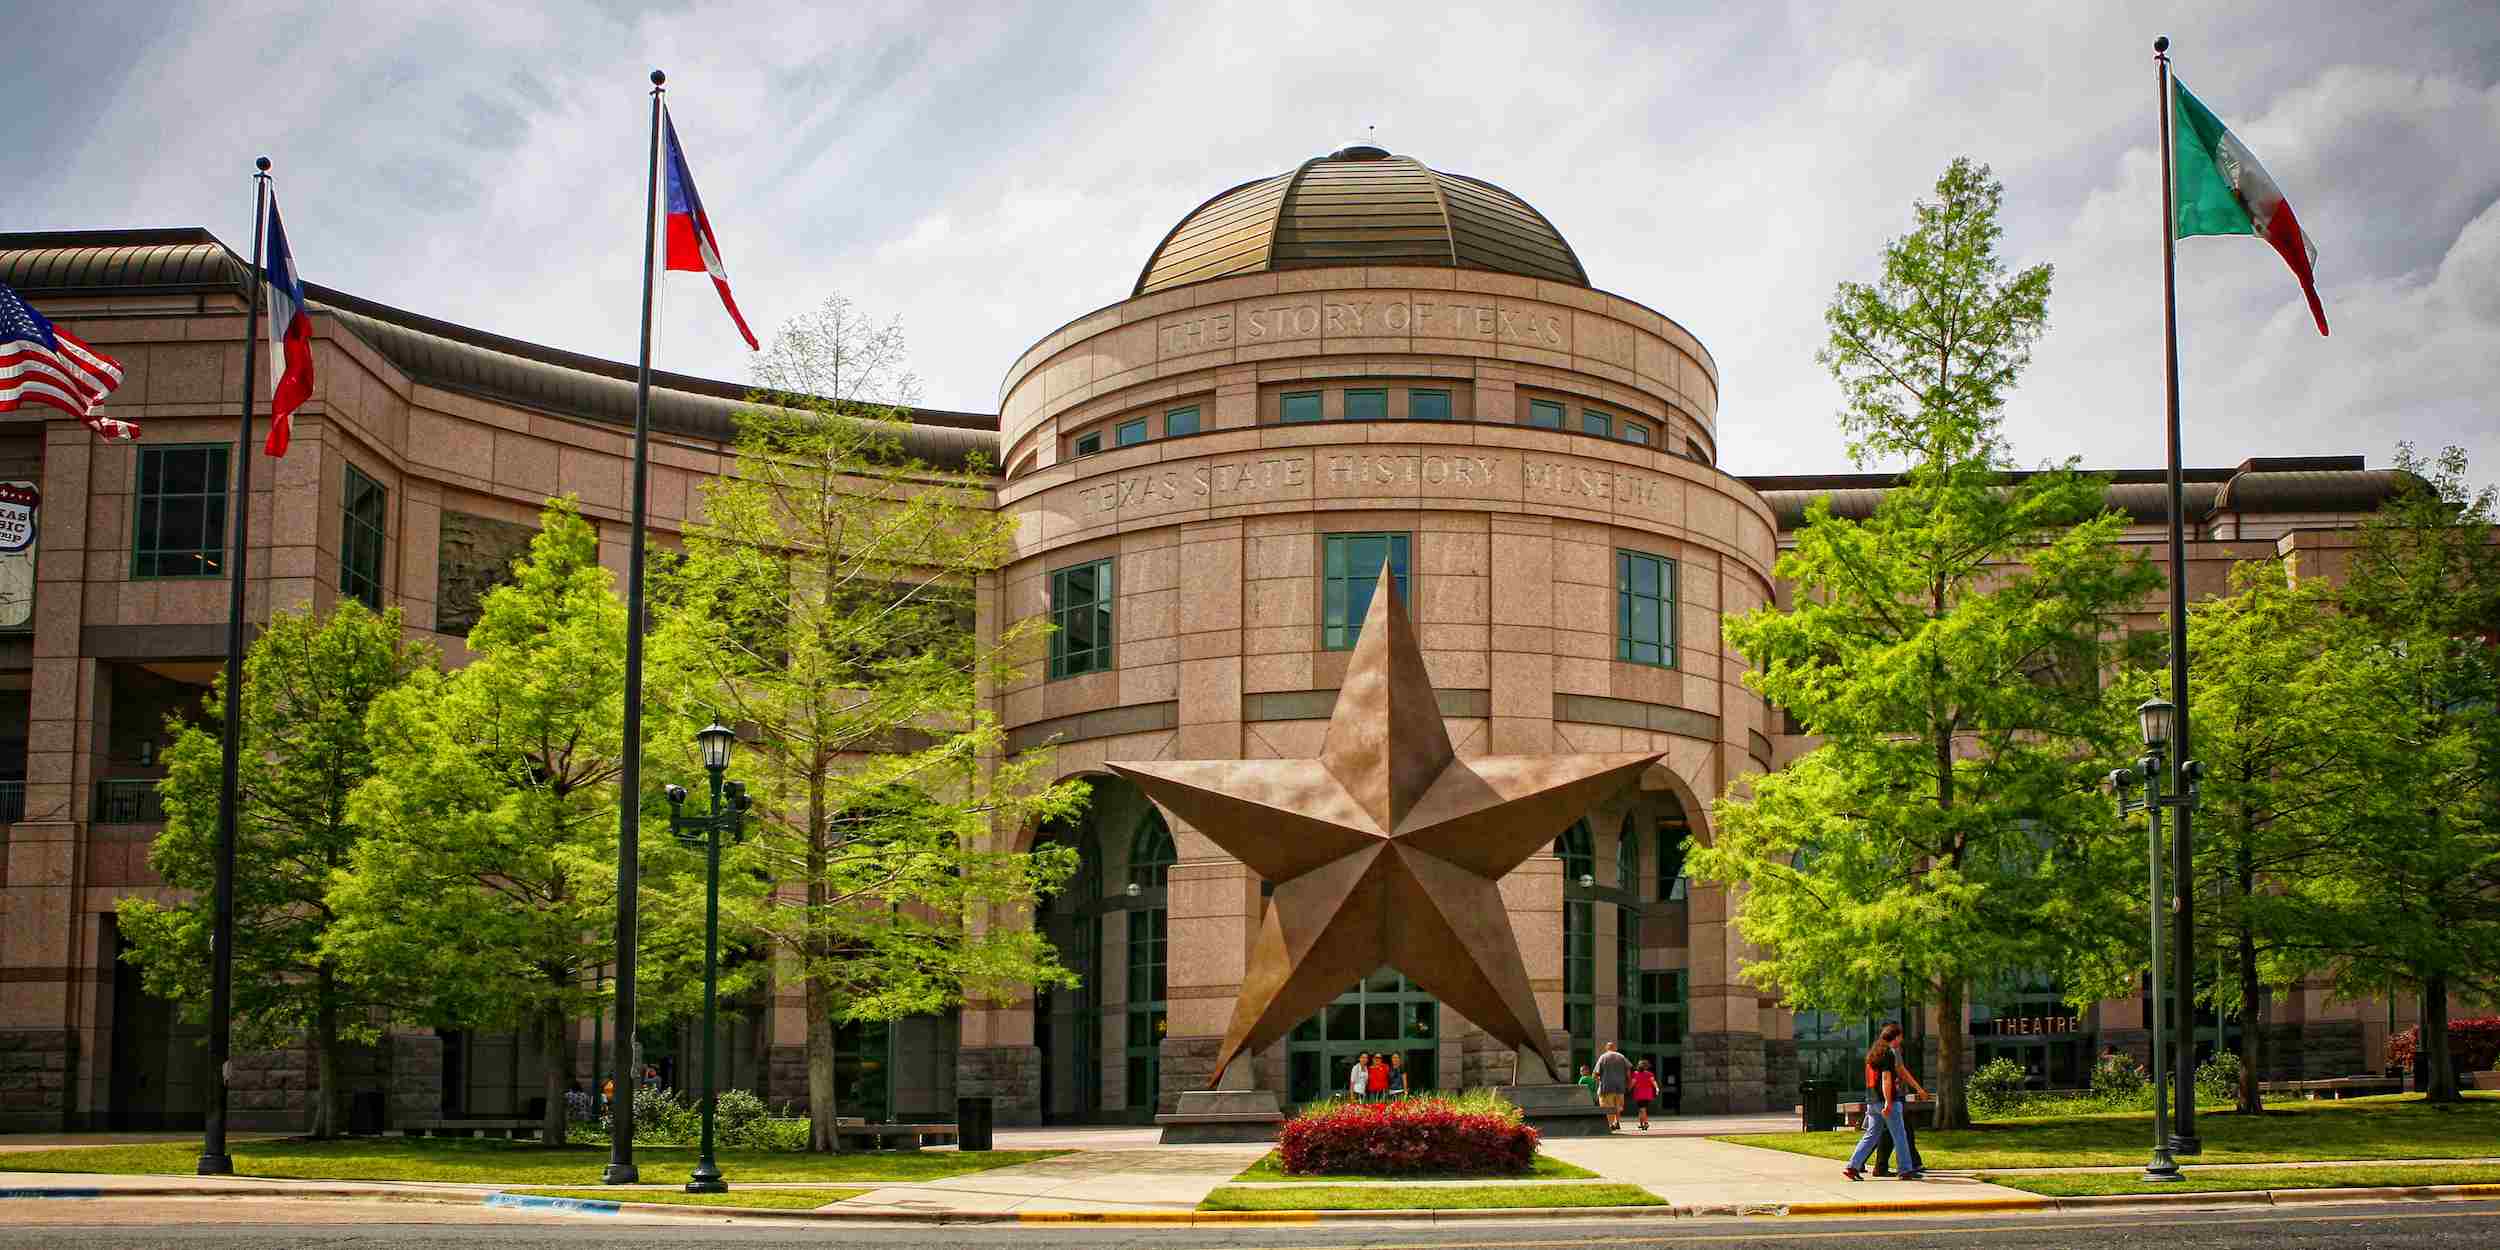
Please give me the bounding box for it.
[1321,532,1410,650]
[1073,431,1102,457]
[1408,388,1451,421]
[1280,391,1322,423]
[1164,405,1200,437]
[133,445,232,579]
[1345,389,1387,421]
[1115,418,1149,447]
[1048,559,1115,679]
[1615,550,1677,668]
[1658,798,1690,902]
[1556,819,1594,882]
[1128,810,1175,890]
[341,463,387,610]
[1581,409,1612,438]
[1616,819,1641,897]
[1527,399,1563,429]
[1623,422,1650,446]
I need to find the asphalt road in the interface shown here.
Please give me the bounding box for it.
[1,1198,2496,1249]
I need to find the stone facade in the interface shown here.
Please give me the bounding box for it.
[1763,1037,1800,1111]
[1683,1031,1766,1113]
[0,1028,74,1133]
[957,1044,1040,1125]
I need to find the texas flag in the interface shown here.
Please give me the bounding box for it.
[660,107,759,350]
[262,193,314,455]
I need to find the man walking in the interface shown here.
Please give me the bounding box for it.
[1595,1041,1632,1131]
[1874,1030,1927,1178]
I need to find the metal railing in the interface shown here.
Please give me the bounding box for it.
[92,778,166,825]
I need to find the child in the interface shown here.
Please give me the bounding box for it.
[1629,1059,1659,1131]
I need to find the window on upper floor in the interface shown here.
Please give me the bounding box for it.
[1581,409,1612,438]
[1322,531,1410,650]
[1115,417,1150,447]
[1616,549,1677,668]
[1073,431,1103,457]
[1527,399,1564,429]
[1164,405,1200,437]
[133,444,232,579]
[1281,391,1322,423]
[1409,388,1451,421]
[1623,421,1651,446]
[341,463,387,610]
[1345,388,1387,421]
[1048,558,1115,679]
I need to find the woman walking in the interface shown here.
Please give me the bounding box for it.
[1629,1059,1659,1131]
[1843,1023,1920,1181]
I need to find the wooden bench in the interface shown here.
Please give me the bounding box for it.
[831,1120,959,1151]
[401,1118,546,1140]
[2259,1076,2407,1100]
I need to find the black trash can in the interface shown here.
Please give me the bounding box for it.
[956,1095,994,1152]
[1800,1079,1840,1132]
[348,1090,386,1136]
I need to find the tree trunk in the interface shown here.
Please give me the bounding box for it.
[1934,980,1969,1129]
[312,971,341,1139]
[807,978,838,1151]
[2236,840,2263,1115]
[2423,974,2460,1103]
[540,1007,573,1145]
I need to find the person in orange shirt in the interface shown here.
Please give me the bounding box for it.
[1366,1053,1390,1102]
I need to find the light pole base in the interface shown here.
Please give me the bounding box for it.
[2168,1134,2203,1157]
[197,1153,234,1176]
[602,1163,641,1185]
[2143,1151,2183,1183]
[685,1178,728,1194]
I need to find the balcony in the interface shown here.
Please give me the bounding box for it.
[93,778,167,825]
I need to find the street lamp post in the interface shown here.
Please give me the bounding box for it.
[2111,696,2200,1184]
[669,720,749,1195]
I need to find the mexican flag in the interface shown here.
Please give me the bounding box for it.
[2172,77,2329,336]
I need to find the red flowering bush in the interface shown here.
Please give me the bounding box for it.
[2387,1017,2500,1072]
[1278,1093,1538,1176]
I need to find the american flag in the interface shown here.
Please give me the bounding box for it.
[0,281,137,440]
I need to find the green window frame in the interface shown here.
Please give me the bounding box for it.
[1616,818,1641,897]
[1048,558,1115,679]
[1408,388,1451,421]
[1344,388,1387,421]
[1280,390,1322,423]
[1615,550,1676,668]
[1623,421,1651,446]
[341,462,387,610]
[1115,417,1150,447]
[1321,532,1410,651]
[1658,796,1691,902]
[133,444,233,579]
[1073,431,1102,457]
[1527,399,1563,429]
[1581,409,1612,438]
[1616,906,1641,1042]
[1163,405,1200,437]
[1128,809,1175,890]
[1125,907,1168,1116]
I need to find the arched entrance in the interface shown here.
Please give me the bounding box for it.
[1031,774,1173,1124]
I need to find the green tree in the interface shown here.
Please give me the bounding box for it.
[1689,158,2158,1128]
[332,499,727,1144]
[115,602,434,1137]
[2298,445,2500,1102]
[650,296,1081,1151]
[2129,562,2377,1113]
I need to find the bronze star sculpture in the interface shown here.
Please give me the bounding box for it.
[1111,566,1663,1089]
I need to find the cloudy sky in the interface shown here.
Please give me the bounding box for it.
[12,1,2496,480]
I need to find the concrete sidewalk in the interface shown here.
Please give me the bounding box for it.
[1540,1133,2042,1212]
[840,1146,1269,1216]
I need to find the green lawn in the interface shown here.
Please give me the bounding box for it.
[1230,1151,1596,1182]
[0,1138,1063,1186]
[1200,1183,1663,1212]
[1987,1163,2500,1198]
[504,1186,869,1209]
[1717,1093,2500,1170]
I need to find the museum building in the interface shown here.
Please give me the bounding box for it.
[0,143,2421,1131]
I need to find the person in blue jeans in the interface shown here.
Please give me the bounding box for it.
[1843,1022,1922,1181]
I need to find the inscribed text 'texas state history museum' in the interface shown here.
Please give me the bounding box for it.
[0,144,2417,1130]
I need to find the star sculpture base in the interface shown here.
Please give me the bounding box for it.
[1111,567,1665,1099]
[1156,1088,1287,1144]
[1495,1081,1613,1137]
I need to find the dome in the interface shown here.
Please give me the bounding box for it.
[1133,146,1589,296]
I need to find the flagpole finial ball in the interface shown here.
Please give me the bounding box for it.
[2153,36,2168,53]
[255,156,270,172]
[650,69,666,86]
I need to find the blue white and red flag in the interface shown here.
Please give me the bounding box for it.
[660,106,759,350]
[262,193,314,456]
[0,281,136,439]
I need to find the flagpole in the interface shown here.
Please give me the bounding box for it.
[200,155,271,1178]
[2153,33,2201,1157]
[605,67,665,1188]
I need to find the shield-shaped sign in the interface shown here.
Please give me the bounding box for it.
[0,483,36,554]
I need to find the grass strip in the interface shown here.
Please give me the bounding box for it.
[1200,1182,1662,1212]
[0,1139,1062,1186]
[504,1186,868,1210]
[1986,1162,2500,1198]
[1230,1151,1597,1182]
[1716,1093,2499,1170]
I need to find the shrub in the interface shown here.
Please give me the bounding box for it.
[2387,1018,2500,1073]
[2197,1051,2243,1104]
[1278,1092,1537,1177]
[2091,1051,2149,1104]
[1967,1058,2030,1117]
